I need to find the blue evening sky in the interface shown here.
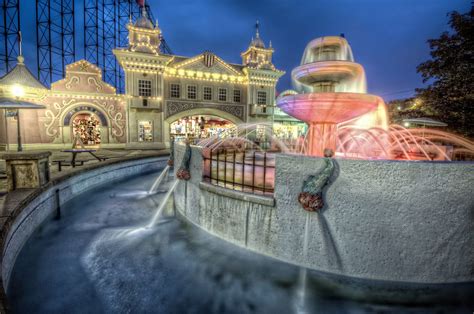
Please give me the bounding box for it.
[17,0,470,101]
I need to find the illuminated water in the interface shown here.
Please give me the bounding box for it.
[8,171,473,313]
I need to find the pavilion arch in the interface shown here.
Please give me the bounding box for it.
[164,108,244,126]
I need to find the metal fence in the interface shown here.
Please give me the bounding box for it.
[202,149,275,196]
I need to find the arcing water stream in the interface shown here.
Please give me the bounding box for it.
[148,165,170,194]
[294,212,312,314]
[147,179,179,228]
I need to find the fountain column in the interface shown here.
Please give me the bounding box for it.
[308,123,337,156]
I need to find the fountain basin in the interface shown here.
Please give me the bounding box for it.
[8,170,473,312]
[174,144,474,284]
[277,92,383,124]
[292,61,364,87]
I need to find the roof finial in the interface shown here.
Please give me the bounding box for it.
[17,30,24,64]
[18,31,22,57]
[142,0,148,18]
[255,20,260,39]
[269,40,272,48]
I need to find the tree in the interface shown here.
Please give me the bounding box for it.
[415,5,474,138]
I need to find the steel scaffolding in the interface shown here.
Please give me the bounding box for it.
[0,0,20,76]
[84,0,100,66]
[101,0,117,87]
[1,0,171,91]
[116,0,140,93]
[36,0,76,86]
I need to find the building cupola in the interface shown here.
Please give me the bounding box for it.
[127,4,161,54]
[241,21,275,70]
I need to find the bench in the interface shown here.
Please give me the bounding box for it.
[52,159,88,171]
[95,156,110,161]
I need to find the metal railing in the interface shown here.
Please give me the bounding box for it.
[202,149,275,196]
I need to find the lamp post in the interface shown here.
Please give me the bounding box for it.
[11,84,25,151]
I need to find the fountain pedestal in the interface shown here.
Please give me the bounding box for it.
[277,93,383,156]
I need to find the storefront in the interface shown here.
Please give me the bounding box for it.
[72,113,102,146]
[170,115,236,140]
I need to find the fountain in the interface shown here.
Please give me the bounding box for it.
[276,36,474,160]
[277,36,388,157]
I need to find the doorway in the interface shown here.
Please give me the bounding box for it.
[71,113,102,147]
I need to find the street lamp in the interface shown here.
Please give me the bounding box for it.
[11,84,25,151]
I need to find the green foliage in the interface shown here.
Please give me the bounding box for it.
[415,6,474,138]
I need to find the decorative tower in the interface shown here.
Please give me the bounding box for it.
[241,21,275,70]
[127,6,161,54]
[114,6,173,149]
[241,21,284,124]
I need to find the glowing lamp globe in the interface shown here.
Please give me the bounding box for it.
[11,84,25,98]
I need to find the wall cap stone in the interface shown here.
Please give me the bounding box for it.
[199,181,275,207]
[1,151,51,160]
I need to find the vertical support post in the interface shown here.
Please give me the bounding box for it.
[16,109,21,151]
[252,151,256,193]
[232,150,236,190]
[224,150,227,188]
[263,152,267,194]
[242,150,245,191]
[209,148,213,184]
[216,150,219,186]
[55,188,61,219]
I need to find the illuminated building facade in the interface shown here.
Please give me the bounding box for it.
[0,9,285,150]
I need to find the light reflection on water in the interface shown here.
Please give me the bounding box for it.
[8,171,474,313]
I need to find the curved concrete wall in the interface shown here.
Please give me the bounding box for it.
[1,157,167,292]
[174,144,474,284]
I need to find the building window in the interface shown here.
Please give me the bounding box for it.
[233,89,241,103]
[203,86,212,100]
[138,121,153,142]
[187,85,197,99]
[218,88,227,102]
[170,84,180,98]
[138,80,152,97]
[142,99,148,107]
[257,91,267,105]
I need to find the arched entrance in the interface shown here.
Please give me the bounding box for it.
[71,112,102,147]
[62,105,110,147]
[170,115,236,140]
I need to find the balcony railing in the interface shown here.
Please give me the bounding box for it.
[202,149,275,196]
